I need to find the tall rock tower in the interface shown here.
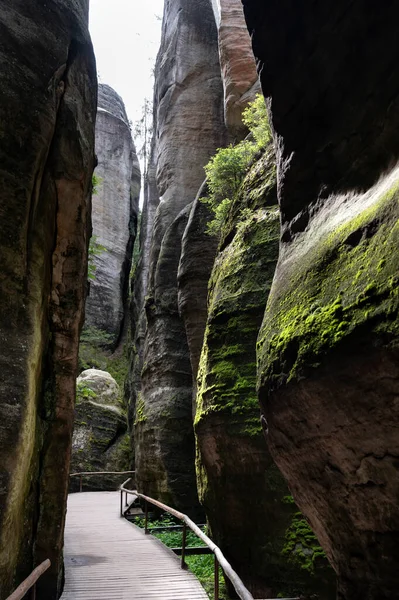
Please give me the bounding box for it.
[85,84,140,346]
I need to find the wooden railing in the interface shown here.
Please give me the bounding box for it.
[120,478,298,600]
[5,559,51,600]
[69,470,135,492]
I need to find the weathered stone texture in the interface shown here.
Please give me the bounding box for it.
[0,1,96,597]
[85,83,140,346]
[177,183,219,406]
[136,205,201,516]
[132,0,227,515]
[148,0,227,290]
[71,370,129,491]
[195,147,334,598]
[218,0,260,136]
[242,1,399,598]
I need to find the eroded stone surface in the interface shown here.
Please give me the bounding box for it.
[85,83,140,346]
[0,1,96,597]
[148,0,227,291]
[135,205,201,516]
[195,146,334,598]
[218,0,260,137]
[177,183,219,406]
[242,1,399,597]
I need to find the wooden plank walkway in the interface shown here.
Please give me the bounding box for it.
[61,492,209,599]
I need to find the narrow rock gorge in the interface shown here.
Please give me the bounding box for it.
[129,0,334,597]
[0,1,96,597]
[2,1,399,599]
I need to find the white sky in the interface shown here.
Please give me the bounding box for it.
[89,0,164,127]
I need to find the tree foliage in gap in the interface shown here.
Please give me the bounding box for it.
[202,94,271,235]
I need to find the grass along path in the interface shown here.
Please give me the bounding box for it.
[132,514,228,599]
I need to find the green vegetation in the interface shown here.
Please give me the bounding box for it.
[76,381,97,403]
[88,235,107,281]
[282,510,327,576]
[78,326,130,405]
[202,94,272,235]
[134,394,147,424]
[133,514,228,599]
[258,180,399,388]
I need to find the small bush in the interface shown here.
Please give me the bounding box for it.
[202,94,271,235]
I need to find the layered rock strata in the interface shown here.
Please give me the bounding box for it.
[71,369,129,491]
[242,1,399,598]
[85,83,140,346]
[0,1,96,597]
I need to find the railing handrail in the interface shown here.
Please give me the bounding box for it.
[119,480,298,600]
[70,470,135,477]
[6,559,51,600]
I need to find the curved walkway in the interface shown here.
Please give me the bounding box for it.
[61,491,208,599]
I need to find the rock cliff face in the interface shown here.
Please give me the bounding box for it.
[136,206,201,514]
[243,1,399,598]
[0,1,96,597]
[194,146,334,598]
[132,0,227,512]
[71,369,129,491]
[177,184,219,404]
[211,0,260,137]
[85,84,140,346]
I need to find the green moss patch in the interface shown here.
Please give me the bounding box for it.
[258,179,399,390]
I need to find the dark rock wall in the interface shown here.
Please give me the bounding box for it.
[85,84,140,346]
[0,1,96,597]
[242,1,399,598]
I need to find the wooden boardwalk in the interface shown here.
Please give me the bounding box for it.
[61,492,209,599]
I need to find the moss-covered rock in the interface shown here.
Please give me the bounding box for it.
[195,148,335,598]
[257,169,399,599]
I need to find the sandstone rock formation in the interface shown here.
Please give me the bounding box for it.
[0,1,96,597]
[242,1,399,598]
[147,0,227,290]
[194,145,334,598]
[135,205,201,515]
[85,83,140,346]
[71,370,130,491]
[211,0,260,137]
[132,0,227,512]
[177,183,220,405]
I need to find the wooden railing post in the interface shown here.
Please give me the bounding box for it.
[214,555,219,600]
[79,474,82,493]
[120,489,123,517]
[181,523,187,569]
[144,500,149,534]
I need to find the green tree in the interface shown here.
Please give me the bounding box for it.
[202,94,271,235]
